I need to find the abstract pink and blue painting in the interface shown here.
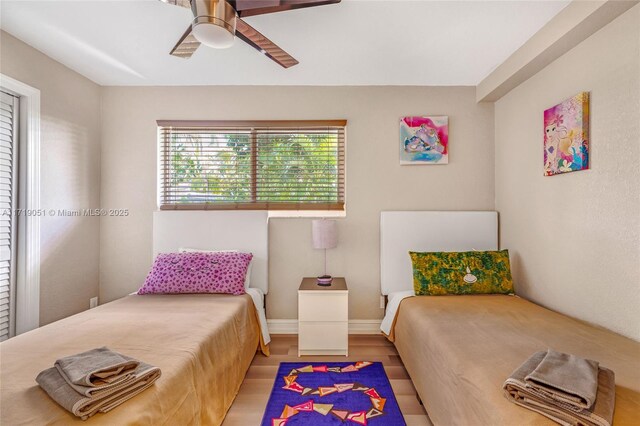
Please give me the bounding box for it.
[400,116,448,164]
[543,92,589,176]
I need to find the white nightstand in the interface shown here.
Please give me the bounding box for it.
[298,277,348,356]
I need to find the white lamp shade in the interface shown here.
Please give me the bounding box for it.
[312,220,338,249]
[192,22,235,49]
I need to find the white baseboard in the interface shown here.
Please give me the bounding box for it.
[267,319,382,335]
[267,319,298,334]
[348,320,383,334]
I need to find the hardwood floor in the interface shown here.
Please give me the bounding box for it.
[222,334,433,426]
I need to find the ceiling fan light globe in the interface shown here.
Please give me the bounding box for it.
[192,22,235,49]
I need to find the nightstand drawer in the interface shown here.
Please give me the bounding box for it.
[298,293,348,322]
[299,322,348,350]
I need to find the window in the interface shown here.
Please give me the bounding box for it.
[0,91,19,342]
[158,120,346,211]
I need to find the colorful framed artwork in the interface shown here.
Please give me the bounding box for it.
[543,92,589,176]
[400,116,448,165]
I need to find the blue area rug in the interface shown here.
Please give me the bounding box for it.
[261,361,406,426]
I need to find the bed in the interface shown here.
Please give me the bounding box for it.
[0,211,270,425]
[380,211,640,425]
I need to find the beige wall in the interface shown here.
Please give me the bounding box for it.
[495,5,640,340]
[100,86,495,319]
[0,31,102,325]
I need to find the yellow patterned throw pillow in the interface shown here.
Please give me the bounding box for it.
[409,250,514,296]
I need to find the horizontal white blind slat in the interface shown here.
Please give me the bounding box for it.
[0,91,17,342]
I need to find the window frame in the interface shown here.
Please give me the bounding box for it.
[157,120,346,212]
[0,74,41,337]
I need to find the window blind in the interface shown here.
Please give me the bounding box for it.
[0,91,18,342]
[158,120,346,211]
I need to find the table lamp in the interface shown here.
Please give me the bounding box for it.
[312,219,338,286]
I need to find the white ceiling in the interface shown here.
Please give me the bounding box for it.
[0,0,569,86]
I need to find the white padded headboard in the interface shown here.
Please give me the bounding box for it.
[380,211,498,295]
[153,211,269,293]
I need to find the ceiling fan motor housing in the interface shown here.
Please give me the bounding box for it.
[190,0,237,48]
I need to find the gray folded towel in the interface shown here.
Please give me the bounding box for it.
[525,349,599,411]
[504,350,616,426]
[55,347,139,387]
[37,353,161,420]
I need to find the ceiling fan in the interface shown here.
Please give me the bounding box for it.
[160,0,341,68]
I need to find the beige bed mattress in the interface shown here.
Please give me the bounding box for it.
[391,295,640,425]
[1,293,264,425]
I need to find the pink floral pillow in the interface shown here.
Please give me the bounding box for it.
[138,252,253,295]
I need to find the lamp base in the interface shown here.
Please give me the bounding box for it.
[316,275,333,286]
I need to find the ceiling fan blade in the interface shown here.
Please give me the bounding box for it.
[170,26,201,58]
[233,0,340,18]
[235,18,299,68]
[158,0,192,9]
